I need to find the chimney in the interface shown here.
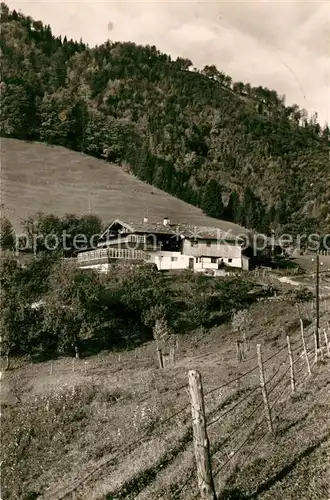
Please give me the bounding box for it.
[163,217,170,226]
[143,216,148,223]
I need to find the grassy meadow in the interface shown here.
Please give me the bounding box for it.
[1,138,246,236]
[1,297,330,500]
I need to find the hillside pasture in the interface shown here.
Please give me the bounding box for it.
[1,298,330,500]
[1,138,247,237]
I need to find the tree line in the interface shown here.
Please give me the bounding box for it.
[0,212,103,255]
[0,250,255,363]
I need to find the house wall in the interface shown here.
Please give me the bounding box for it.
[151,253,241,271]
[192,256,241,270]
[152,251,191,270]
[182,240,242,267]
[97,232,181,252]
[182,240,242,259]
[242,255,250,271]
[194,257,218,270]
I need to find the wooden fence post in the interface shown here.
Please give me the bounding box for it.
[72,357,75,373]
[256,344,273,434]
[236,340,242,363]
[243,330,248,353]
[324,330,330,358]
[4,353,10,371]
[300,319,312,376]
[157,348,163,369]
[188,370,216,500]
[316,328,324,362]
[286,336,295,393]
[169,346,175,366]
[50,361,53,376]
[313,329,320,363]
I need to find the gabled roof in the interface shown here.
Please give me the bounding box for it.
[99,219,243,242]
[99,218,135,240]
[100,218,177,238]
[176,224,241,242]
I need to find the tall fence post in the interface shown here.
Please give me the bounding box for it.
[300,319,312,376]
[243,329,248,354]
[157,348,163,369]
[317,328,324,362]
[169,346,175,366]
[50,361,53,376]
[286,336,295,393]
[256,344,273,434]
[315,253,320,349]
[314,329,319,364]
[324,329,330,358]
[236,339,243,363]
[188,370,216,500]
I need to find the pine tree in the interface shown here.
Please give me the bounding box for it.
[225,191,241,222]
[278,197,287,225]
[201,180,224,219]
[242,187,258,229]
[0,217,15,250]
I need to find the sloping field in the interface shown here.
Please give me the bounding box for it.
[1,138,247,236]
[2,298,330,500]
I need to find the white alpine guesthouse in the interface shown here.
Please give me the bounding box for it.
[77,217,249,273]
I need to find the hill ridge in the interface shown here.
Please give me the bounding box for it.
[1,3,329,234]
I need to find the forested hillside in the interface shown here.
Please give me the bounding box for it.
[1,3,329,235]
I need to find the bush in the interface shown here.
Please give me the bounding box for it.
[284,287,314,304]
[0,253,259,358]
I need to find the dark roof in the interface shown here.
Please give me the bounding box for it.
[129,221,177,235]
[101,219,243,242]
[174,224,241,242]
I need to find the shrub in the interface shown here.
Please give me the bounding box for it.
[284,287,314,304]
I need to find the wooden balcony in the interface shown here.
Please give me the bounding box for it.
[77,247,149,263]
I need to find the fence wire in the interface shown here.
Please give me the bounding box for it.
[208,385,260,427]
[213,415,266,479]
[55,311,325,500]
[204,363,259,398]
[57,396,191,499]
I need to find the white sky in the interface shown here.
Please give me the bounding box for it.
[7,0,330,126]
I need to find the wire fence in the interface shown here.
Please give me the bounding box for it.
[189,320,330,500]
[34,302,330,500]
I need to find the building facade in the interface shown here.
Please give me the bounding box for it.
[77,217,248,273]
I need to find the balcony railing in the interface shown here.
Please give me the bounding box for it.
[77,248,147,263]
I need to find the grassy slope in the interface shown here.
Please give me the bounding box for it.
[1,138,247,236]
[1,297,330,500]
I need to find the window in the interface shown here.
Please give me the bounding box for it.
[206,241,211,247]
[196,257,199,263]
[128,235,145,243]
[211,257,217,263]
[171,256,178,262]
[228,258,233,263]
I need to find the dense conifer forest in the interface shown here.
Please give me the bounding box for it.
[1,3,329,235]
